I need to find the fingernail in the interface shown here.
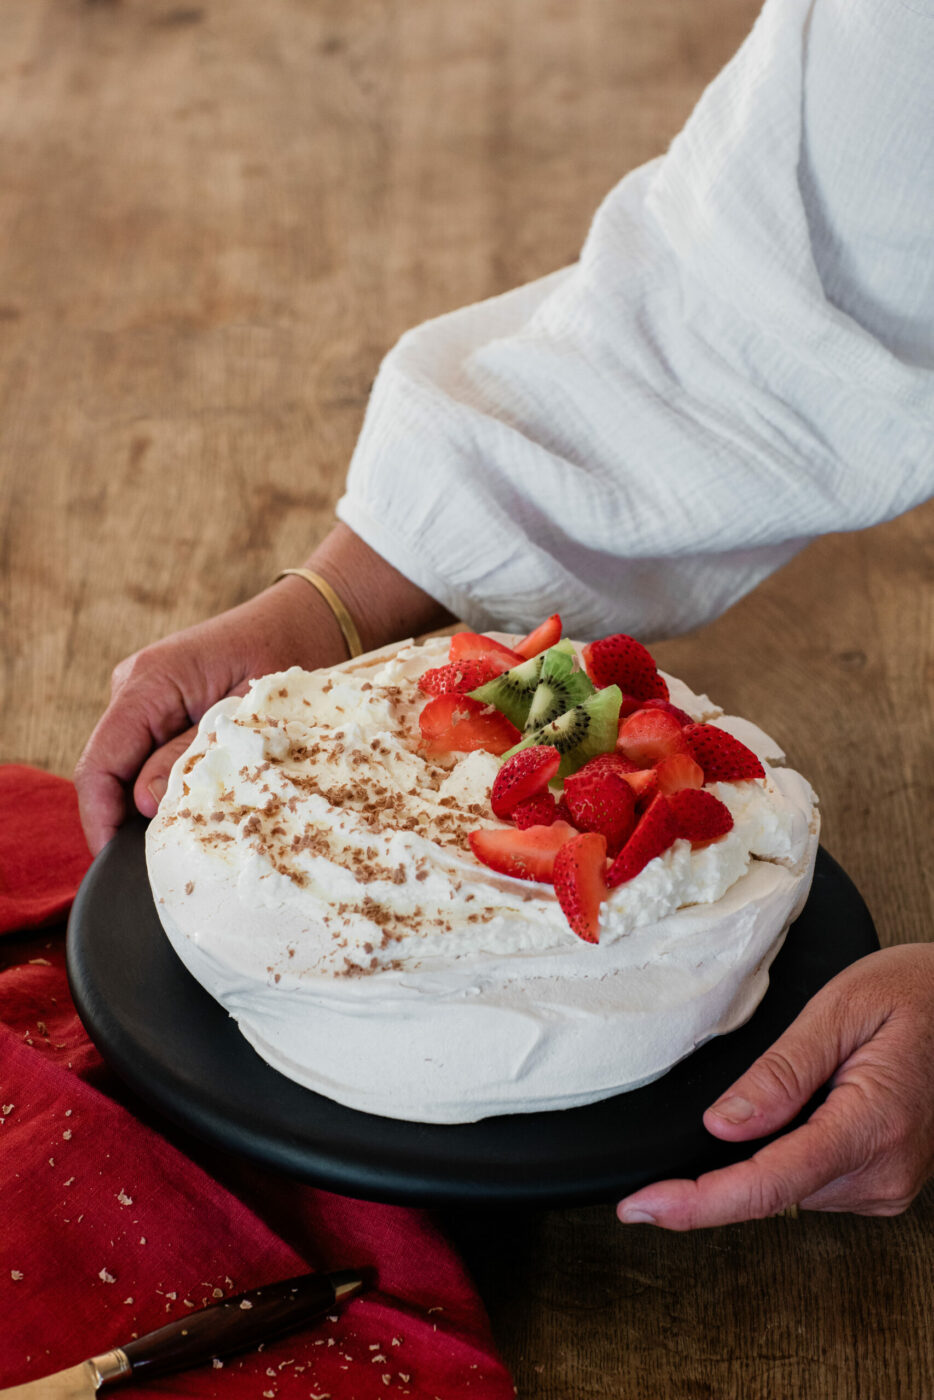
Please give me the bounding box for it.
[147,777,168,804]
[618,1207,657,1225]
[709,1094,756,1124]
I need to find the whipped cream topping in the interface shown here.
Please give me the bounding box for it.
[147,636,820,1122]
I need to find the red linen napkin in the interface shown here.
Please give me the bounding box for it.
[0,764,515,1399]
[0,767,93,934]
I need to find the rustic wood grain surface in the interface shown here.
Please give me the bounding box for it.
[2,2,932,1396]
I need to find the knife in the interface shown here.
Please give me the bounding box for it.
[0,1268,370,1400]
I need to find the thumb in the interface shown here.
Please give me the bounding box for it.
[134,727,200,817]
[704,976,884,1142]
[135,681,252,816]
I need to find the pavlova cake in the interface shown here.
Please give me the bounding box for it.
[146,618,819,1123]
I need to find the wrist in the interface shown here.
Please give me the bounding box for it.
[301,523,453,655]
[260,573,351,668]
[274,568,363,658]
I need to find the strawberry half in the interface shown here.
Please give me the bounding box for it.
[620,767,660,805]
[654,751,705,795]
[581,633,669,701]
[491,746,561,819]
[574,751,639,780]
[449,631,524,673]
[639,697,694,727]
[512,791,559,829]
[418,658,500,697]
[618,692,649,719]
[468,820,577,883]
[419,694,520,757]
[606,793,678,888]
[580,749,658,798]
[616,709,689,767]
[683,723,765,782]
[562,767,636,858]
[513,613,562,660]
[668,788,734,847]
[552,833,608,943]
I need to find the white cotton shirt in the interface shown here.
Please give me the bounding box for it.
[337,0,934,639]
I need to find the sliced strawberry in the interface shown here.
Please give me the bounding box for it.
[618,692,647,719]
[639,697,694,727]
[491,746,561,819]
[655,751,705,796]
[620,767,660,804]
[616,709,689,767]
[562,768,636,858]
[566,751,650,820]
[554,796,576,827]
[419,694,520,757]
[512,791,558,829]
[575,751,639,780]
[668,788,734,847]
[606,794,678,888]
[581,634,669,701]
[448,631,524,674]
[553,833,608,943]
[418,658,500,697]
[683,723,765,782]
[468,820,577,883]
[513,613,562,660]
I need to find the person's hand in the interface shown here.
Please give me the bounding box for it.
[616,943,934,1228]
[74,578,350,855]
[75,525,452,856]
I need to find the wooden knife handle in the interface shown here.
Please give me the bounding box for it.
[120,1270,366,1381]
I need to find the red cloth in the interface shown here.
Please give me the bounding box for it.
[0,767,93,934]
[0,765,514,1399]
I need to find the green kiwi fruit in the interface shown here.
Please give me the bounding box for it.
[468,653,545,731]
[503,685,623,779]
[523,641,596,733]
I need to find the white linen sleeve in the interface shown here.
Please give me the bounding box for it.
[337,0,934,640]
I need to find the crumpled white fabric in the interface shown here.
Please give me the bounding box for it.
[338,0,934,640]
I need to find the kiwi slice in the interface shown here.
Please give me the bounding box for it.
[504,685,623,779]
[468,653,545,731]
[523,641,596,733]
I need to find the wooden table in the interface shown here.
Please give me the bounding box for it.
[2,2,931,1394]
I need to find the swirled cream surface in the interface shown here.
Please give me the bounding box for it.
[146,636,819,1123]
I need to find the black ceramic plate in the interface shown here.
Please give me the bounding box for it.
[67,818,878,1206]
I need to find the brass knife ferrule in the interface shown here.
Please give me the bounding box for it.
[88,1350,132,1389]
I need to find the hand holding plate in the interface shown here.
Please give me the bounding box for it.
[616,944,934,1227]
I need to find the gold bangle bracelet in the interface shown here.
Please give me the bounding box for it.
[274,568,364,659]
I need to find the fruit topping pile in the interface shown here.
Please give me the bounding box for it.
[415,617,765,943]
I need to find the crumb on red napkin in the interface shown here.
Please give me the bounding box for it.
[0,765,514,1399]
